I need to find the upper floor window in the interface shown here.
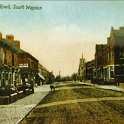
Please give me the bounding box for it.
[120,48,124,58]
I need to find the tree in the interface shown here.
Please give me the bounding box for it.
[71,73,77,81]
[55,75,61,82]
[46,72,55,84]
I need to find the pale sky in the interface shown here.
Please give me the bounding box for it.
[0,1,124,76]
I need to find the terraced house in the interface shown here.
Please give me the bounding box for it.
[0,32,47,104]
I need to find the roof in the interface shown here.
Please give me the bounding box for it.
[38,63,49,73]
[19,51,38,62]
[0,39,23,54]
[96,44,107,51]
[113,30,124,37]
[0,38,38,61]
[112,27,124,37]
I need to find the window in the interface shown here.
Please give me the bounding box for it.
[120,48,124,59]
[115,66,124,75]
[110,66,114,78]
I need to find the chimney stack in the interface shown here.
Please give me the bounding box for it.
[6,34,14,42]
[13,40,20,48]
[0,32,2,40]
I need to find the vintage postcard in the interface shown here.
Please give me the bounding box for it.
[0,0,124,124]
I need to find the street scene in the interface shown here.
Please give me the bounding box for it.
[0,1,124,124]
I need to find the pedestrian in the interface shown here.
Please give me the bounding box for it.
[50,84,55,91]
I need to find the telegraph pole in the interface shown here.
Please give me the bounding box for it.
[59,70,61,77]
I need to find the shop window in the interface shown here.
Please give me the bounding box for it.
[115,66,124,75]
[110,70,114,78]
[109,66,114,78]
[5,73,8,80]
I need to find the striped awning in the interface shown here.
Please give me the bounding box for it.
[38,73,45,80]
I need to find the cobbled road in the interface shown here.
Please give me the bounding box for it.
[19,81,124,124]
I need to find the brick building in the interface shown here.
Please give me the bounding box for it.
[18,51,39,93]
[38,63,50,85]
[85,60,95,82]
[0,32,48,104]
[94,44,108,83]
[0,33,20,99]
[93,27,124,84]
[107,27,124,83]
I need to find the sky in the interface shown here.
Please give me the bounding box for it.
[0,1,124,76]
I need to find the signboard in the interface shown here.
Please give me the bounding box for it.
[19,63,28,68]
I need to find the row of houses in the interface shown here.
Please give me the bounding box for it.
[78,26,124,85]
[0,32,51,104]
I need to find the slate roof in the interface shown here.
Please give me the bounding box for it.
[0,38,38,62]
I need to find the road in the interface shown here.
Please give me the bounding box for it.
[20,81,124,124]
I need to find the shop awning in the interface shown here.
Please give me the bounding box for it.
[38,73,45,80]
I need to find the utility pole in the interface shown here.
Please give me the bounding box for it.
[59,70,61,77]
[59,70,61,82]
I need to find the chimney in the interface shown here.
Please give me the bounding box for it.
[6,34,14,42]
[0,32,2,40]
[13,40,20,48]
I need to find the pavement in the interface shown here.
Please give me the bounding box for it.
[78,81,124,92]
[55,81,124,92]
[95,85,124,92]
[0,84,50,124]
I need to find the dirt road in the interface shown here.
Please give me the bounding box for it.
[19,82,124,124]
